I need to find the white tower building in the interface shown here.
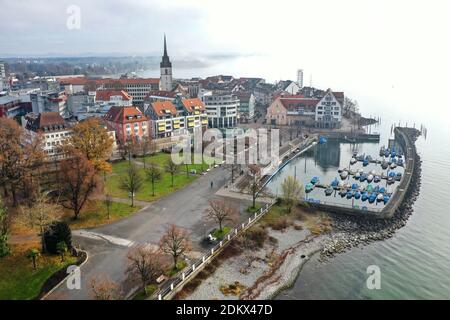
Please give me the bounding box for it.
[297,69,304,89]
[159,35,173,91]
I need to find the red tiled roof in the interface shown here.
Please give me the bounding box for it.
[96,90,132,102]
[98,78,159,85]
[151,101,177,116]
[279,96,319,110]
[104,106,147,124]
[145,90,177,99]
[57,77,88,85]
[181,98,205,113]
[26,112,67,132]
[58,77,159,86]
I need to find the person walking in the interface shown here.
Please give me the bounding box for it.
[210,181,213,189]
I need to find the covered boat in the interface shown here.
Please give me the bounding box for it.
[339,189,347,197]
[363,159,369,166]
[366,184,374,192]
[305,183,314,192]
[340,170,349,179]
[374,175,381,183]
[346,190,354,199]
[355,171,361,179]
[379,146,385,156]
[350,157,357,165]
[367,174,374,182]
[369,193,377,203]
[354,191,361,199]
[381,160,389,170]
[324,187,333,196]
[383,195,390,204]
[362,192,369,201]
[377,193,384,202]
[359,174,367,182]
[311,176,319,184]
[351,183,359,190]
[390,162,397,169]
[395,172,402,181]
[331,178,339,188]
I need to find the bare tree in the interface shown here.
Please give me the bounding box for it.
[146,163,161,197]
[120,164,144,207]
[104,193,113,220]
[159,224,191,270]
[140,136,154,170]
[20,191,62,252]
[126,245,164,296]
[281,176,303,213]
[164,160,179,188]
[59,151,96,220]
[242,165,265,209]
[90,276,123,300]
[204,199,238,232]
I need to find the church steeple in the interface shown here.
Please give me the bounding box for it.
[160,34,173,91]
[160,34,172,68]
[163,33,168,56]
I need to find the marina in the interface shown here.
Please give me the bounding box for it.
[266,129,408,215]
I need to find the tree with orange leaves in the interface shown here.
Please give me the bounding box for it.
[0,118,44,206]
[65,118,113,173]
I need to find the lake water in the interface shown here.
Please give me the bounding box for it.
[273,120,450,300]
[133,55,450,299]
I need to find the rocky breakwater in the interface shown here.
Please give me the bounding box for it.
[321,128,422,259]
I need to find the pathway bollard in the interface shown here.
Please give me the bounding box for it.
[170,283,174,290]
[211,248,214,254]
[192,264,195,271]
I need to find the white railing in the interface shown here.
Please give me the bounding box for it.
[154,201,275,300]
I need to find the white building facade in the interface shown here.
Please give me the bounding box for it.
[200,91,239,129]
[315,90,342,129]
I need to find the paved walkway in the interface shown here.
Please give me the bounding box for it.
[46,166,252,300]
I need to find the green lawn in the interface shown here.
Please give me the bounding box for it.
[212,226,231,239]
[0,243,77,300]
[65,200,142,230]
[107,153,214,202]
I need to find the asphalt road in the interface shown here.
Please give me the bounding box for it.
[47,166,251,300]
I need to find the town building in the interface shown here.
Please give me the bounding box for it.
[276,80,301,95]
[24,112,72,158]
[297,69,304,89]
[266,95,318,126]
[179,97,208,132]
[315,89,343,129]
[103,106,149,143]
[200,91,238,129]
[0,96,31,118]
[57,76,160,104]
[0,61,9,92]
[95,90,132,107]
[30,91,69,118]
[159,35,173,92]
[235,92,256,121]
[265,89,344,128]
[146,97,207,139]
